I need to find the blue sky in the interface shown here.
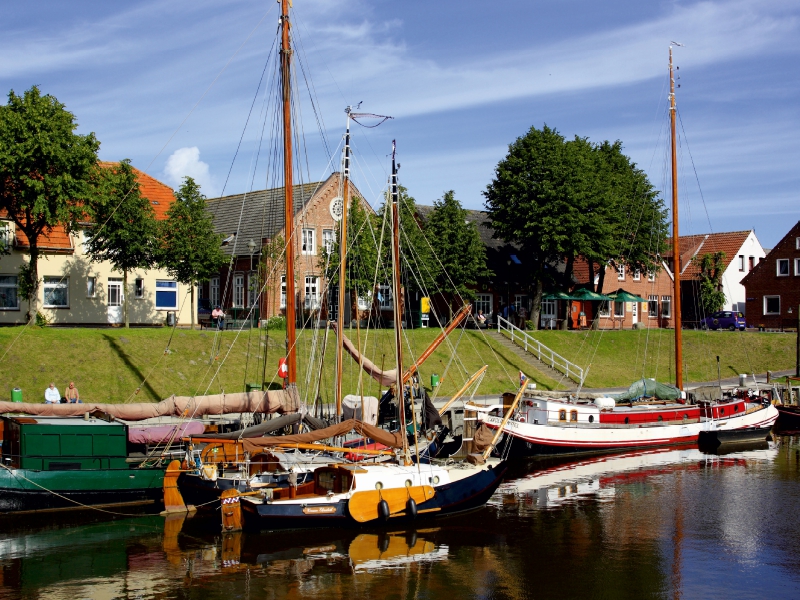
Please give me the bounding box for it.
[1,0,798,247]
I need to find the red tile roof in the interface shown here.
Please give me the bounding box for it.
[667,231,752,279]
[4,163,175,252]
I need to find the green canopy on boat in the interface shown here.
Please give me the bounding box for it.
[606,288,649,304]
[613,378,682,402]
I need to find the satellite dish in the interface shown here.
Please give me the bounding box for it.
[330,197,343,221]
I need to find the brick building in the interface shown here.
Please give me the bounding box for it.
[201,173,369,323]
[741,220,800,330]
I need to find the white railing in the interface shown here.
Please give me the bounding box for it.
[496,316,586,386]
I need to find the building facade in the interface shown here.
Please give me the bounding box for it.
[742,220,800,330]
[0,165,196,326]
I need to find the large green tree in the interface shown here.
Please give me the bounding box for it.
[159,177,226,329]
[696,251,726,317]
[426,190,489,318]
[0,86,99,319]
[84,159,158,328]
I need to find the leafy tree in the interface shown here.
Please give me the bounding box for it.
[0,86,99,319]
[696,251,726,316]
[85,159,158,328]
[426,190,489,318]
[320,196,379,317]
[160,177,226,329]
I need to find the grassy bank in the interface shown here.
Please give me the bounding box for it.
[0,326,795,404]
[0,326,560,404]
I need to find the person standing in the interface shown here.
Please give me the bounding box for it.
[44,383,60,404]
[65,381,81,403]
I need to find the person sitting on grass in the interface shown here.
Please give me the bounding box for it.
[44,383,60,404]
[65,381,81,404]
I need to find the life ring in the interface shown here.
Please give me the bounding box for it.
[518,416,526,423]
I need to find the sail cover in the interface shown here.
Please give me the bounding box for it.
[241,418,405,453]
[613,379,682,402]
[0,390,289,421]
[340,332,398,386]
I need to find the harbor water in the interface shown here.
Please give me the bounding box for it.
[2,436,800,599]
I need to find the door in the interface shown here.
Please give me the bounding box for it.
[631,302,638,325]
[108,278,123,324]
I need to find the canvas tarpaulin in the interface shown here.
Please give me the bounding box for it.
[0,390,289,420]
[613,379,682,402]
[241,419,405,453]
[339,332,398,386]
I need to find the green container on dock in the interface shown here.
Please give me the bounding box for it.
[11,387,22,403]
[246,382,262,393]
[431,374,440,389]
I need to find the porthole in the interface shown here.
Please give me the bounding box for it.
[720,408,725,416]
[734,405,739,412]
[588,415,594,423]
[683,414,688,421]
[433,476,440,484]
[375,482,383,490]
[657,415,663,422]
[624,417,630,424]
[405,479,413,487]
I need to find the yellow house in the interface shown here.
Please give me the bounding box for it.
[0,164,197,326]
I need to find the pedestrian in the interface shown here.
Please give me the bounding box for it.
[44,382,60,404]
[65,381,81,403]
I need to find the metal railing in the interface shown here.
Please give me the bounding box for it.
[496,316,586,386]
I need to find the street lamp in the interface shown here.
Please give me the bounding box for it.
[247,238,257,271]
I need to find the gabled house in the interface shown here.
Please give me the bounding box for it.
[666,230,766,327]
[741,220,800,330]
[202,173,370,323]
[0,164,195,326]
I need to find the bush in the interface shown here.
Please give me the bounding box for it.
[35,311,50,327]
[525,320,535,330]
[263,315,286,330]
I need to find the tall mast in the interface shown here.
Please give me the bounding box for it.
[670,45,683,390]
[335,110,352,417]
[390,141,409,461]
[281,0,297,388]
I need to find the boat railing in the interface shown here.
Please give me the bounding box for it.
[497,316,586,386]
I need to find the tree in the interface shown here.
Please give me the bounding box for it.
[696,251,726,316]
[160,177,227,329]
[84,159,158,328]
[0,86,99,320]
[426,190,489,318]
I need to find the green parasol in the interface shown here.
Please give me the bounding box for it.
[567,288,613,301]
[607,288,649,303]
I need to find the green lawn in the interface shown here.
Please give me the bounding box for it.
[0,326,561,404]
[0,326,794,404]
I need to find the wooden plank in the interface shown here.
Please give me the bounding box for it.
[348,485,434,523]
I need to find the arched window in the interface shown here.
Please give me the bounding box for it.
[570,410,578,422]
[559,409,567,421]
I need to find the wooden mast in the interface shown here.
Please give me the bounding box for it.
[335,110,352,418]
[670,45,683,390]
[390,140,409,462]
[280,0,297,388]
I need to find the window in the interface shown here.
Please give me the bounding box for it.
[86,277,96,298]
[617,264,625,281]
[614,301,625,317]
[378,284,393,310]
[304,276,320,309]
[796,237,800,250]
[357,291,373,311]
[633,269,641,281]
[134,278,144,298]
[476,293,493,316]
[777,259,790,276]
[570,410,578,422]
[233,274,244,308]
[559,409,567,422]
[210,277,220,308]
[661,295,671,318]
[155,280,178,310]
[322,229,335,254]
[795,258,800,276]
[0,275,19,309]
[108,278,123,307]
[247,272,258,307]
[598,301,610,317]
[648,295,658,318]
[749,256,755,271]
[514,294,526,313]
[738,255,745,271]
[764,296,780,315]
[280,275,287,309]
[301,228,316,255]
[43,276,68,308]
[0,222,11,251]
[648,271,655,282]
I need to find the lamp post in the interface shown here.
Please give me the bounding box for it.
[247,239,257,323]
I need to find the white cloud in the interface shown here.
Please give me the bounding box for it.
[163,147,217,196]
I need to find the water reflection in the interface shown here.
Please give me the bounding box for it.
[2,440,800,599]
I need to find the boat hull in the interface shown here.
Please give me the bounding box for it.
[488,404,778,458]
[241,461,508,531]
[0,467,164,514]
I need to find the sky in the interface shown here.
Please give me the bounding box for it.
[1,0,798,248]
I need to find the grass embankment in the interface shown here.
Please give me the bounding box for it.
[0,327,794,404]
[530,329,797,388]
[0,326,558,404]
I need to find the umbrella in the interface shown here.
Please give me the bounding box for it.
[542,291,572,301]
[567,288,613,301]
[606,288,649,303]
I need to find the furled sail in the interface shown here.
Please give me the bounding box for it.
[241,418,405,453]
[0,390,290,420]
[340,332,398,386]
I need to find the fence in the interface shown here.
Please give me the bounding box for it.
[496,316,586,386]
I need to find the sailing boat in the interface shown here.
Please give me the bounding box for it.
[481,46,778,457]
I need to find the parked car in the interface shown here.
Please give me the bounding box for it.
[701,311,747,331]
